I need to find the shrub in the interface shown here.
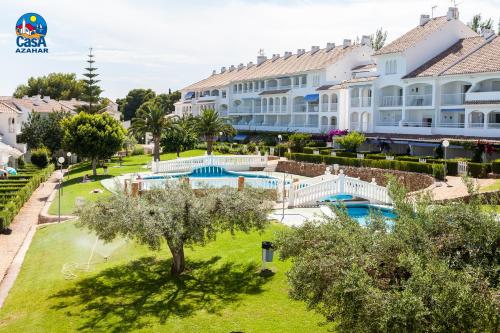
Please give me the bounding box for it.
[17,157,26,169]
[131,145,145,156]
[335,131,366,152]
[288,133,312,153]
[468,163,491,178]
[30,147,50,168]
[432,163,445,180]
[492,159,500,174]
[305,140,327,148]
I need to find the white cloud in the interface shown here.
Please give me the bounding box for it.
[0,0,499,99]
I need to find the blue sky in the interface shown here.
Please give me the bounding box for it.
[1,0,499,100]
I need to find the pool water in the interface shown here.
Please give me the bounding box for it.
[144,166,274,180]
[322,194,354,202]
[345,204,397,226]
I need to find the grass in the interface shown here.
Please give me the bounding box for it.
[48,150,207,215]
[480,179,500,192]
[0,221,330,333]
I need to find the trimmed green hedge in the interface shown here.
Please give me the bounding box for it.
[492,159,500,174]
[468,163,491,178]
[0,164,55,231]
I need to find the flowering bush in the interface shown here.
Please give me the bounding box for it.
[327,129,348,142]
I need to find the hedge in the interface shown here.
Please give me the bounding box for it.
[492,159,500,174]
[468,163,491,178]
[0,164,55,231]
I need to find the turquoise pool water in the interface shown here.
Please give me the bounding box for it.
[322,194,354,202]
[144,166,274,180]
[345,204,396,225]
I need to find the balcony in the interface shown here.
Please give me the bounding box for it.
[320,103,338,112]
[466,91,500,103]
[293,103,307,113]
[441,93,465,105]
[380,95,402,107]
[351,97,372,108]
[406,94,432,107]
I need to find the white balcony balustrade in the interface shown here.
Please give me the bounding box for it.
[380,95,402,107]
[406,94,432,106]
[438,123,465,128]
[466,91,500,102]
[152,155,268,174]
[293,103,307,112]
[441,93,465,105]
[351,97,372,108]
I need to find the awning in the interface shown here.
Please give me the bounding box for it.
[304,94,319,102]
[233,134,248,141]
[441,108,465,112]
[185,92,195,99]
[408,142,440,148]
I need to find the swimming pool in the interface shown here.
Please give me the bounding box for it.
[143,166,274,180]
[321,194,354,202]
[323,203,396,226]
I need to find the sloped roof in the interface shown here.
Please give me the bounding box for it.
[403,36,486,78]
[11,98,75,114]
[374,16,449,56]
[352,63,376,71]
[441,36,500,75]
[0,102,21,114]
[183,44,365,90]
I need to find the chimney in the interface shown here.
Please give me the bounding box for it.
[284,51,292,59]
[229,65,236,71]
[212,70,217,75]
[326,42,336,52]
[481,28,496,40]
[247,61,254,68]
[237,63,244,70]
[420,14,430,26]
[297,48,305,56]
[257,55,267,65]
[311,46,320,54]
[272,53,280,61]
[447,7,459,20]
[221,66,226,73]
[361,35,371,46]
[343,39,351,48]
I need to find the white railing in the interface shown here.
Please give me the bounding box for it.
[141,176,283,191]
[376,121,399,127]
[466,91,500,102]
[458,161,468,176]
[438,122,465,128]
[380,95,403,107]
[151,155,268,173]
[288,173,391,207]
[441,93,465,105]
[488,123,500,129]
[351,97,372,108]
[406,94,432,106]
[293,103,307,112]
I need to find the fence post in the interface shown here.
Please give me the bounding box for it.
[131,182,139,197]
[288,180,297,208]
[238,176,245,191]
[338,170,345,194]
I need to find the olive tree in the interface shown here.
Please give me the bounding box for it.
[77,184,274,276]
[275,180,499,332]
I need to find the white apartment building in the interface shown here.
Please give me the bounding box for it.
[176,7,500,140]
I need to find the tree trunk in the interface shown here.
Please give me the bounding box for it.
[167,240,185,276]
[176,147,180,158]
[153,136,160,161]
[91,157,98,176]
[206,136,214,155]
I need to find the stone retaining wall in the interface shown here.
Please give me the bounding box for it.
[276,161,434,192]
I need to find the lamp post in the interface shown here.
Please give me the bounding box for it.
[66,152,72,182]
[277,135,286,221]
[442,140,450,185]
[57,157,65,223]
[219,131,223,142]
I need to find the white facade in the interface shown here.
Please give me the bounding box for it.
[175,8,500,139]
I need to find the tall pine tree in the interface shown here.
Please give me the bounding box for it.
[80,48,103,113]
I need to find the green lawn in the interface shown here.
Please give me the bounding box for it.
[0,221,330,333]
[480,179,500,192]
[49,150,207,215]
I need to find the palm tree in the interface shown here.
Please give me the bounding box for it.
[195,109,234,155]
[130,102,177,161]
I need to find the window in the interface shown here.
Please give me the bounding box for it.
[8,118,15,133]
[222,90,226,98]
[301,76,307,86]
[385,60,397,75]
[233,85,237,93]
[312,74,320,87]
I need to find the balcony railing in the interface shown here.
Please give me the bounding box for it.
[380,95,402,107]
[351,97,372,108]
[438,123,465,128]
[441,93,465,105]
[376,121,399,127]
[406,94,432,106]
[488,123,500,128]
[293,103,307,112]
[401,121,433,128]
[466,91,500,102]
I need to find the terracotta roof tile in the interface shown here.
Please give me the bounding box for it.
[403,37,486,78]
[441,36,500,75]
[351,63,376,71]
[374,16,449,56]
[183,45,364,91]
[0,102,21,114]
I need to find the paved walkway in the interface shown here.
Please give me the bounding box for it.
[431,176,496,201]
[0,172,60,291]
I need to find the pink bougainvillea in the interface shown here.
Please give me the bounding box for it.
[327,129,349,141]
